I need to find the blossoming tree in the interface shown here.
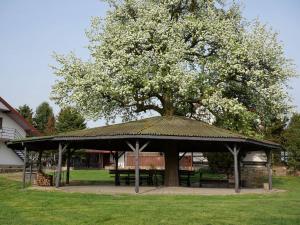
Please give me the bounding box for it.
[51,0,295,185]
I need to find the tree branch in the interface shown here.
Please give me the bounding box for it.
[135,104,163,115]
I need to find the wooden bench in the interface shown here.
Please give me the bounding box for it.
[109,169,163,186]
[179,170,202,187]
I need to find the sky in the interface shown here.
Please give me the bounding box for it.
[0,0,299,128]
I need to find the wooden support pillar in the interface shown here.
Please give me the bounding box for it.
[37,150,43,172]
[100,153,103,168]
[266,150,273,190]
[113,152,125,185]
[29,163,33,184]
[135,141,140,193]
[115,152,120,186]
[191,152,194,169]
[226,144,240,193]
[55,143,63,188]
[233,147,240,193]
[238,153,242,187]
[22,146,27,189]
[66,149,71,185]
[127,140,150,193]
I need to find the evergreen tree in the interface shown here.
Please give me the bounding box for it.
[17,104,33,125]
[44,115,56,135]
[34,102,54,134]
[56,107,86,133]
[283,114,300,172]
[265,118,288,164]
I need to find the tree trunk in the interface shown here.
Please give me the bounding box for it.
[164,144,179,186]
[161,101,178,186]
[162,96,175,116]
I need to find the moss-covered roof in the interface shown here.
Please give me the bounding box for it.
[8,116,280,150]
[57,116,245,138]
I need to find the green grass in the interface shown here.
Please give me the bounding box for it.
[197,169,227,179]
[0,173,300,225]
[47,169,114,185]
[69,169,113,182]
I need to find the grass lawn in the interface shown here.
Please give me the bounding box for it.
[0,172,300,225]
[46,169,114,185]
[69,169,113,182]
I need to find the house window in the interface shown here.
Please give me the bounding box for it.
[0,117,2,129]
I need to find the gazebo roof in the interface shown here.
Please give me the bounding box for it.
[58,116,244,138]
[7,116,281,152]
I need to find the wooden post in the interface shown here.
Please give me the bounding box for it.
[99,153,103,168]
[22,146,27,189]
[29,163,32,184]
[233,146,240,193]
[55,143,63,188]
[113,152,120,185]
[66,149,71,185]
[266,150,273,190]
[226,144,240,193]
[126,140,150,193]
[191,152,194,169]
[238,153,242,187]
[37,150,43,171]
[135,141,140,193]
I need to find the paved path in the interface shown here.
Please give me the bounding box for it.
[30,185,285,195]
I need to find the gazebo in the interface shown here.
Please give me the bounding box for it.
[7,116,281,193]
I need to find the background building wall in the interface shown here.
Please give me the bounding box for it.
[0,142,23,166]
[0,111,26,166]
[0,111,27,137]
[125,152,192,169]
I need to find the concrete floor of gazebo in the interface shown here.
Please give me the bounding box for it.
[30,185,284,195]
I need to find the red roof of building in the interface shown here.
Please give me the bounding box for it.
[0,96,41,136]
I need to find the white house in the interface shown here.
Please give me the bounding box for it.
[0,97,40,167]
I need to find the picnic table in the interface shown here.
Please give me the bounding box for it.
[109,169,200,186]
